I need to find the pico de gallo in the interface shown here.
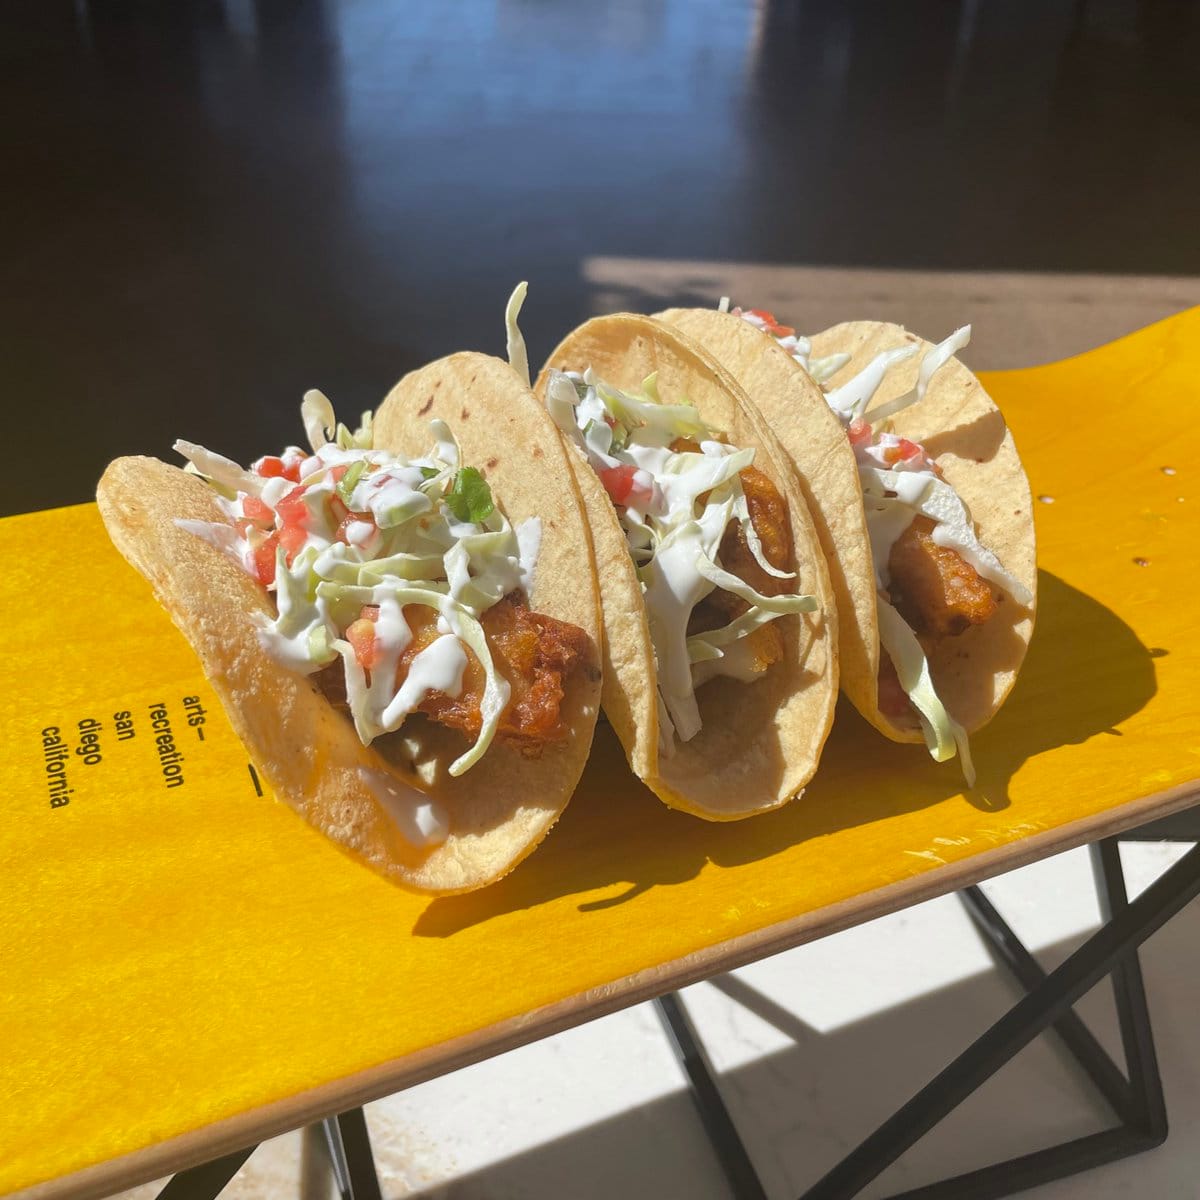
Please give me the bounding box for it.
[174,392,589,777]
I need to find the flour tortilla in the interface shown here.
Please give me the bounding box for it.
[657,310,1036,742]
[535,313,838,819]
[98,353,602,893]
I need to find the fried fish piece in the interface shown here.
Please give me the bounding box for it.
[887,516,997,639]
[734,464,793,593]
[689,464,795,633]
[321,594,591,754]
[687,464,792,683]
[691,622,785,687]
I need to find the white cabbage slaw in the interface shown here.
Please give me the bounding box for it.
[719,297,850,383]
[175,392,539,779]
[543,369,817,751]
[733,306,1032,783]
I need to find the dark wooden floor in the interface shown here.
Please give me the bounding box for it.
[4,0,1198,514]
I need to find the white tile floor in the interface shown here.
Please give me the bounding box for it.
[116,840,1199,1200]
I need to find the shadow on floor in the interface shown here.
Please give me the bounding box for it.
[391,894,1199,1199]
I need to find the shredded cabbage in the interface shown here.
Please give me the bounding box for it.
[599,374,707,446]
[825,344,920,422]
[545,368,817,746]
[867,327,971,424]
[809,353,852,384]
[877,601,975,786]
[727,305,851,381]
[174,441,263,497]
[504,281,531,388]
[175,401,531,776]
[861,467,1033,605]
[694,554,816,615]
[729,304,1023,780]
[301,389,337,451]
[301,388,374,454]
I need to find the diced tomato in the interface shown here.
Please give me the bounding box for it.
[330,465,348,482]
[883,438,923,465]
[345,618,381,671]
[279,523,308,564]
[275,485,309,528]
[848,418,872,446]
[747,308,795,339]
[255,455,287,478]
[257,454,303,483]
[250,453,300,482]
[599,465,637,505]
[599,464,652,507]
[252,532,279,586]
[242,496,274,525]
[360,605,380,622]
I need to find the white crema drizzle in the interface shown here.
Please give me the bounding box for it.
[173,401,543,843]
[545,368,816,752]
[734,308,1033,781]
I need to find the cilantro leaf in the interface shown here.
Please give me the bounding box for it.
[446,467,494,523]
[419,465,440,480]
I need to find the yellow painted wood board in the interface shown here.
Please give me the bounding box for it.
[2,311,1198,1199]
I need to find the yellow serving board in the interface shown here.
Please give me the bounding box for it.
[2,311,1198,1199]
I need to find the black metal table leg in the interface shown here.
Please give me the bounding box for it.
[155,1145,256,1200]
[803,840,1200,1199]
[338,1107,383,1200]
[153,830,1198,1200]
[871,1124,1163,1200]
[958,884,1138,1122]
[321,1114,353,1199]
[655,992,768,1200]
[657,837,1200,1200]
[301,1124,331,1200]
[154,1106,381,1200]
[1089,841,1167,1140]
[321,1108,383,1200]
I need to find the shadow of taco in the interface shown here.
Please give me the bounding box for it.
[97,354,602,893]
[517,302,838,820]
[657,306,1037,783]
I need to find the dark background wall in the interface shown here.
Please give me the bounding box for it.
[4,0,1198,514]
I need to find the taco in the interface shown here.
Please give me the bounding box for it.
[520,308,837,819]
[657,305,1037,781]
[97,354,602,893]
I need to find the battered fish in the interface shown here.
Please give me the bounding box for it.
[324,595,591,754]
[888,516,997,639]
